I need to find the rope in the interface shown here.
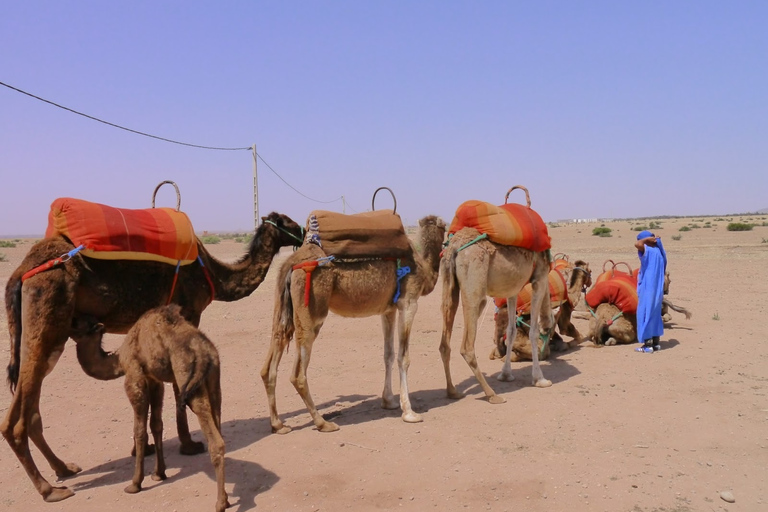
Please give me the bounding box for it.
[457,233,488,252]
[0,81,250,151]
[263,219,305,245]
[392,259,411,304]
[292,256,335,306]
[21,244,85,282]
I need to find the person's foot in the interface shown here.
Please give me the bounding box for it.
[635,346,654,353]
[653,344,661,352]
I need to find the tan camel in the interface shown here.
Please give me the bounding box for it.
[490,260,592,362]
[2,211,302,503]
[439,227,555,404]
[261,215,446,434]
[71,305,228,512]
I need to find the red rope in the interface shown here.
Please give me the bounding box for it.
[292,261,320,306]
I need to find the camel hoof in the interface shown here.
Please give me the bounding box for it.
[496,371,515,382]
[274,424,293,435]
[55,462,82,478]
[447,389,464,400]
[124,483,141,494]
[488,395,506,405]
[217,498,231,512]
[605,338,617,346]
[317,421,340,433]
[151,471,167,481]
[534,378,552,388]
[43,486,75,502]
[402,411,423,423]
[179,440,206,455]
[489,348,503,360]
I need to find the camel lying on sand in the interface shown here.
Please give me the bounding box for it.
[261,215,446,434]
[72,305,229,512]
[490,260,592,361]
[2,211,301,503]
[439,227,555,404]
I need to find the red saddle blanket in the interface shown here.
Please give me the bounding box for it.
[585,272,638,314]
[45,197,199,265]
[493,268,568,315]
[448,200,551,252]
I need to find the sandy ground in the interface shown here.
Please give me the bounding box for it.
[1,215,767,512]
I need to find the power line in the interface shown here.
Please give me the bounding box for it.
[256,154,346,205]
[0,80,251,151]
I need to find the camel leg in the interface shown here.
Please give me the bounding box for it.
[189,391,230,512]
[125,375,150,494]
[497,295,518,382]
[380,310,398,410]
[528,264,553,388]
[290,325,338,432]
[148,382,167,482]
[396,301,422,423]
[261,333,292,434]
[439,266,462,399]
[173,381,205,455]
[458,291,504,404]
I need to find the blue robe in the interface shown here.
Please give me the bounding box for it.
[636,238,666,342]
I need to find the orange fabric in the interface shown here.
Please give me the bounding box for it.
[45,198,198,265]
[515,268,569,315]
[448,200,551,252]
[585,272,638,314]
[553,258,571,270]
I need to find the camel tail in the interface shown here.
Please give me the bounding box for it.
[663,298,692,320]
[274,266,295,352]
[177,351,213,415]
[441,248,458,302]
[592,318,608,346]
[5,275,22,393]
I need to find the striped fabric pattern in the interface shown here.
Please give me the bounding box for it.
[448,200,551,252]
[585,271,638,314]
[492,268,568,315]
[45,197,199,265]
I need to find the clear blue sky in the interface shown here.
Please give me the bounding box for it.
[1,1,766,236]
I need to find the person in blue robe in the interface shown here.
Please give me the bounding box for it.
[634,230,667,353]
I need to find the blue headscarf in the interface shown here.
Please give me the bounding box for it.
[636,230,667,270]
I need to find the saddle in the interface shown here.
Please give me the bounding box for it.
[304,209,412,259]
[585,271,638,314]
[45,197,199,265]
[493,267,569,316]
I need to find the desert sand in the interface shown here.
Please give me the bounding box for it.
[1,214,767,512]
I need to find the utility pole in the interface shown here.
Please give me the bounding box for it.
[252,144,259,230]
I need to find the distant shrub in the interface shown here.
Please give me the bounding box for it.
[200,235,222,244]
[649,221,662,229]
[671,234,682,241]
[762,238,768,244]
[714,217,726,221]
[689,224,701,229]
[598,232,612,238]
[0,240,16,248]
[762,222,768,227]
[235,234,254,244]
[678,226,691,232]
[592,227,612,236]
[727,223,753,232]
[0,253,7,262]
[633,226,648,232]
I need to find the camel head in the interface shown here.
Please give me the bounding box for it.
[571,260,592,290]
[69,315,105,344]
[260,212,304,249]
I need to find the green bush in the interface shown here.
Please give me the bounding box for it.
[0,240,16,248]
[689,224,701,229]
[678,226,691,232]
[200,235,222,244]
[727,223,753,231]
[649,221,662,229]
[671,234,682,241]
[592,227,612,236]
[0,253,7,262]
[633,226,648,232]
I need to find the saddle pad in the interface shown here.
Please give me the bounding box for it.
[45,197,199,265]
[306,209,412,259]
[448,200,551,252]
[585,272,638,314]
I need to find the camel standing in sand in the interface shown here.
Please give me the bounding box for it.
[2,211,302,503]
[491,260,592,361]
[261,215,445,434]
[439,227,555,404]
[72,305,228,512]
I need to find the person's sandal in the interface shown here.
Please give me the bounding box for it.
[635,346,654,353]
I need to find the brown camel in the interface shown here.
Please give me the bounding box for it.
[490,260,592,362]
[71,305,229,512]
[2,211,302,503]
[261,215,446,434]
[439,227,555,404]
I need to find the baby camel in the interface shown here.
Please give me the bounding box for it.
[73,305,228,512]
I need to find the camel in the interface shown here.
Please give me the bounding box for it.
[71,305,229,512]
[261,215,446,434]
[439,227,556,404]
[2,211,302,503]
[490,260,592,362]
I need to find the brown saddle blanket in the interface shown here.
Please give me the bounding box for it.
[305,209,413,259]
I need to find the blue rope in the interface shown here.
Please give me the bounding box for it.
[393,259,411,303]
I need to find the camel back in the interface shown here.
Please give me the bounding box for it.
[305,209,412,259]
[45,197,199,265]
[493,268,568,315]
[585,272,638,314]
[448,200,551,252]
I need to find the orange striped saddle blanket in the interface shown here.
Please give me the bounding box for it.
[493,268,569,315]
[585,271,638,314]
[448,200,551,252]
[46,197,199,265]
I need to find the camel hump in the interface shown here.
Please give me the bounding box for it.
[304,209,413,259]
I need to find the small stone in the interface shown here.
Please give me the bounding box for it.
[720,491,735,503]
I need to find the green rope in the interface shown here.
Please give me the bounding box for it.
[264,219,304,245]
[457,233,488,252]
[515,315,550,357]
